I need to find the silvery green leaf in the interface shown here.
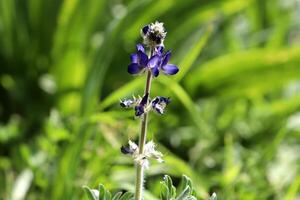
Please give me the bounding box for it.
[99,184,107,200]
[175,186,191,200]
[160,183,170,200]
[119,192,134,200]
[97,184,112,200]
[112,192,122,200]
[83,186,99,200]
[186,195,197,200]
[209,193,217,200]
[164,175,176,198]
[179,175,193,192]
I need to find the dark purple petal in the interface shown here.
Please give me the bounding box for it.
[162,51,171,66]
[130,53,138,63]
[121,146,133,154]
[142,25,149,35]
[128,63,141,74]
[140,93,149,106]
[151,67,159,77]
[155,45,164,56]
[158,96,171,104]
[152,97,159,106]
[136,44,145,52]
[148,55,159,69]
[162,64,179,75]
[135,105,144,116]
[138,51,148,66]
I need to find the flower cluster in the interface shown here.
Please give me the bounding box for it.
[141,21,167,47]
[120,94,170,117]
[121,140,163,168]
[128,44,179,77]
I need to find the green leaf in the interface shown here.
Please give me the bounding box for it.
[160,175,198,200]
[112,192,122,200]
[175,186,191,200]
[119,192,134,200]
[209,193,217,200]
[160,183,170,200]
[98,184,109,200]
[175,25,213,82]
[164,175,176,198]
[178,175,193,194]
[83,186,98,200]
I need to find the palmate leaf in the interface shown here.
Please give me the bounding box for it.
[160,175,197,200]
[83,186,99,200]
[83,184,133,200]
[160,175,217,200]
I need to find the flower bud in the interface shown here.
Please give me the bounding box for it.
[141,21,167,47]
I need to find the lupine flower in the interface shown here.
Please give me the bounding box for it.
[152,96,171,114]
[158,50,179,75]
[121,140,138,156]
[120,95,141,108]
[141,21,167,47]
[135,93,149,116]
[128,44,160,75]
[121,140,163,168]
[120,99,135,108]
[151,47,179,77]
[128,44,179,77]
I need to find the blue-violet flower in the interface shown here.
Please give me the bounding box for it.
[152,96,171,114]
[128,44,160,75]
[134,93,149,116]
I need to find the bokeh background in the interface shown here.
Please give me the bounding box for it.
[1,0,300,199]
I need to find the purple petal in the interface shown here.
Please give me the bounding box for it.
[155,45,164,56]
[128,63,142,74]
[140,93,149,106]
[162,51,171,66]
[138,51,148,66]
[158,96,171,104]
[151,97,159,106]
[147,55,159,69]
[151,67,160,77]
[155,105,164,114]
[136,44,145,53]
[135,105,144,116]
[162,64,179,75]
[142,25,149,35]
[121,146,134,154]
[130,53,138,63]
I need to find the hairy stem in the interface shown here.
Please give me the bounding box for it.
[135,51,153,200]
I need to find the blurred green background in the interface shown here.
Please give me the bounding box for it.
[1,0,300,199]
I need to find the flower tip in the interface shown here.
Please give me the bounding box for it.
[141,21,167,47]
[141,25,149,35]
[120,146,132,154]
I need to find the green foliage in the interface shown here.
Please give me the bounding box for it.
[83,184,133,200]
[83,175,214,200]
[1,0,300,199]
[160,175,196,200]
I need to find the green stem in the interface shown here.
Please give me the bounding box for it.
[135,51,153,200]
